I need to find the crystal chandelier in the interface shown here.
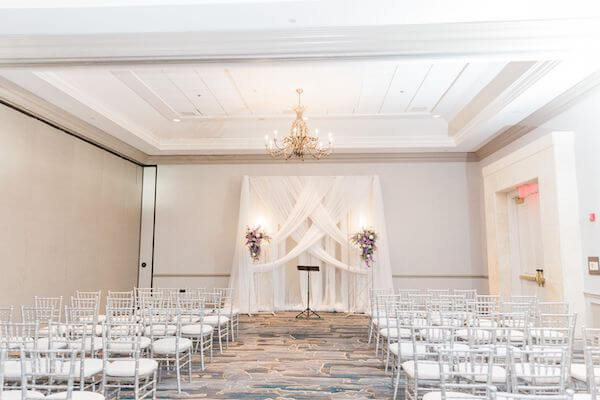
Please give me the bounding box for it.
[265,88,333,160]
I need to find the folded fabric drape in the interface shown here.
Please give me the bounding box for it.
[229,175,394,313]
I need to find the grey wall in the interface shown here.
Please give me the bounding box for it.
[0,103,143,309]
[152,161,487,293]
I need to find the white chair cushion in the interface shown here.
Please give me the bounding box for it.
[152,337,193,355]
[69,337,104,352]
[203,315,229,326]
[497,329,525,341]
[174,316,200,324]
[423,391,478,400]
[3,360,25,380]
[40,325,69,336]
[24,337,69,350]
[107,336,151,354]
[571,363,600,383]
[389,342,426,358]
[181,324,214,336]
[105,358,158,377]
[47,391,105,399]
[144,324,177,336]
[0,390,45,399]
[379,328,411,339]
[456,362,507,383]
[57,358,104,378]
[573,394,591,400]
[401,360,450,380]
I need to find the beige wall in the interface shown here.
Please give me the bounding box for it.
[0,103,143,309]
[153,161,487,293]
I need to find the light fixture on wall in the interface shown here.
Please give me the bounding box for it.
[265,88,333,160]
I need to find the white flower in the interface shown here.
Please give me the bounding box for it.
[369,235,374,239]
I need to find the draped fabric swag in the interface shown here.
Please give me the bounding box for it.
[229,175,393,313]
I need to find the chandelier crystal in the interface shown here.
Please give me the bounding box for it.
[265,88,333,160]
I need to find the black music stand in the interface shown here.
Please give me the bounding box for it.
[295,265,321,319]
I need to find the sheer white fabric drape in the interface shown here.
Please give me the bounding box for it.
[229,175,394,313]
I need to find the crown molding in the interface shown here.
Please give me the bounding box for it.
[0,75,148,164]
[1,19,598,66]
[145,152,478,165]
[476,68,600,160]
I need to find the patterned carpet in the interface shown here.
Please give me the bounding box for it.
[156,312,394,399]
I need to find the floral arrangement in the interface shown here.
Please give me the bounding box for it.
[245,226,271,262]
[351,228,377,268]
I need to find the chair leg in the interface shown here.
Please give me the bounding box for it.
[200,337,205,370]
[176,356,181,393]
[218,326,223,353]
[375,331,381,355]
[385,340,391,371]
[152,370,157,400]
[368,320,374,344]
[188,350,193,382]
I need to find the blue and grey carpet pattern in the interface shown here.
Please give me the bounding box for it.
[157,312,393,399]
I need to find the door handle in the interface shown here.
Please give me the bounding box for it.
[141,262,147,268]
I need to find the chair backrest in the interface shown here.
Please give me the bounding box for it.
[510,347,569,394]
[538,302,570,315]
[20,347,81,399]
[454,289,477,301]
[427,289,450,298]
[438,347,494,399]
[0,306,13,324]
[439,294,468,311]
[471,295,500,316]
[33,296,63,322]
[0,322,39,352]
[107,291,135,310]
[103,321,144,357]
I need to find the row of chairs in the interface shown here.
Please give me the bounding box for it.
[0,287,240,399]
[368,289,598,400]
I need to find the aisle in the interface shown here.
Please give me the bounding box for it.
[157,312,393,399]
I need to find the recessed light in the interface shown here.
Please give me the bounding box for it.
[172,118,181,122]
[432,114,441,118]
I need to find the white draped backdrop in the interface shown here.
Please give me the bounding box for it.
[229,175,394,313]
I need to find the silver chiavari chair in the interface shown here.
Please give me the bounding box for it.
[146,300,193,393]
[368,288,394,344]
[0,322,40,388]
[424,347,495,400]
[538,302,570,316]
[469,295,501,327]
[403,325,459,400]
[382,297,412,371]
[571,328,600,399]
[102,321,157,400]
[178,296,213,370]
[203,291,230,354]
[215,287,238,342]
[391,311,427,400]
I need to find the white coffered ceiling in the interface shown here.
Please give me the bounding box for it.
[1,1,600,160]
